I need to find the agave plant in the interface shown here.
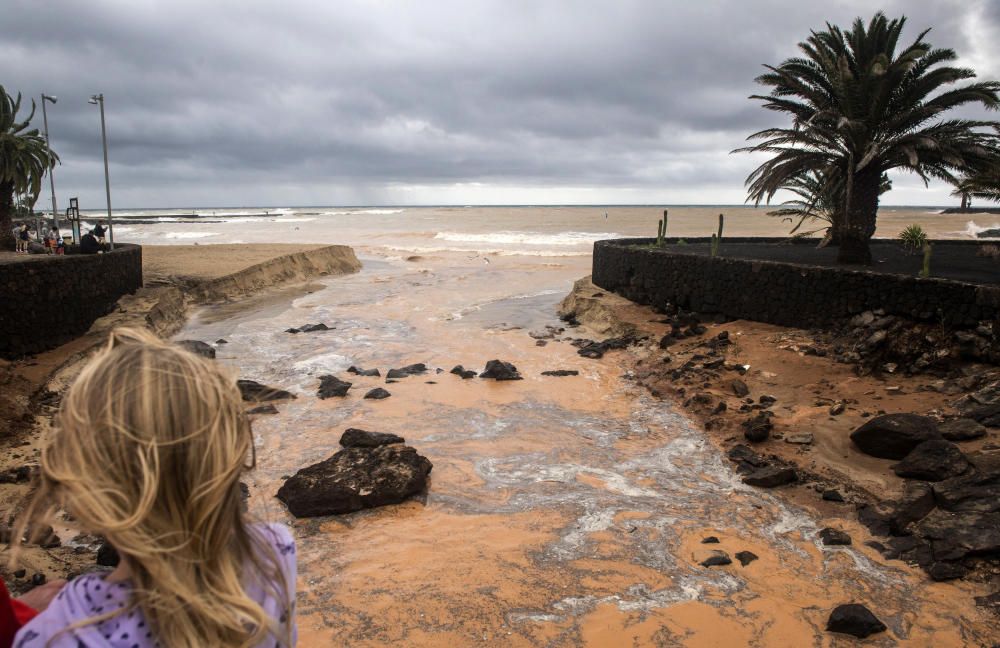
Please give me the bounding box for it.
[898,224,929,252]
[738,12,1000,264]
[0,85,58,249]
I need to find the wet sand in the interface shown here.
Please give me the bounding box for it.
[177,251,996,646]
[141,243,327,285]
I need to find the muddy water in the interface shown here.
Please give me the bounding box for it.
[179,253,992,646]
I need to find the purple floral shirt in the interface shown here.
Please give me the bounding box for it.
[14,523,297,648]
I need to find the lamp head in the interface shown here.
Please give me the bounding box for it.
[42,94,57,104]
[89,94,102,104]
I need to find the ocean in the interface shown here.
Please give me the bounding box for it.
[80,205,1000,256]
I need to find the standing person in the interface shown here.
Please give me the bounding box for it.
[16,224,29,254]
[49,227,64,255]
[11,329,297,647]
[92,220,107,246]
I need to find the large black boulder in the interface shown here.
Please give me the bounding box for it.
[317,376,352,399]
[237,379,296,402]
[826,604,887,638]
[953,381,1000,427]
[480,360,523,381]
[849,414,940,460]
[276,444,432,517]
[177,340,216,359]
[364,388,392,400]
[386,363,428,380]
[340,428,405,448]
[891,440,970,481]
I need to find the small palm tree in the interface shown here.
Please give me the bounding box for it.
[768,170,891,243]
[949,168,1000,206]
[0,86,58,250]
[738,12,1000,264]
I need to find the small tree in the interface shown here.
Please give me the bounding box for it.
[0,86,57,250]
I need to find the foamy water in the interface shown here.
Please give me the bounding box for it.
[82,205,997,258]
[173,252,994,646]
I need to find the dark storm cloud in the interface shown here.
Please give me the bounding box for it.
[2,0,996,206]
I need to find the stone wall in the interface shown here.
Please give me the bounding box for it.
[0,244,143,358]
[592,238,1000,328]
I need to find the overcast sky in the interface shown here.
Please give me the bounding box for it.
[3,0,999,208]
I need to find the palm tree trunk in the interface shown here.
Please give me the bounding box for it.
[0,181,14,251]
[837,166,880,265]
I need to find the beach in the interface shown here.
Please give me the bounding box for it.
[2,212,999,646]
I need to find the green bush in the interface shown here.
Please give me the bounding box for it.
[898,224,929,252]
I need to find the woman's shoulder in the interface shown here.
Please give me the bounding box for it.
[251,522,296,558]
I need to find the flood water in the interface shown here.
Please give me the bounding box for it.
[178,251,993,646]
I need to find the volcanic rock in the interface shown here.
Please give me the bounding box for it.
[576,335,638,359]
[700,551,732,567]
[285,323,331,333]
[364,387,391,400]
[237,380,296,402]
[339,428,404,448]
[826,604,886,638]
[96,542,120,567]
[887,482,936,535]
[347,366,381,377]
[177,340,216,359]
[742,465,797,488]
[916,508,1000,561]
[742,412,773,443]
[849,413,941,459]
[735,551,758,566]
[892,440,970,481]
[450,365,477,379]
[727,444,768,474]
[701,536,720,544]
[317,375,352,399]
[822,489,845,502]
[927,561,967,581]
[953,380,1000,426]
[819,528,852,546]
[940,418,988,441]
[386,363,428,379]
[729,378,750,397]
[931,456,1000,514]
[542,370,579,377]
[479,360,523,381]
[247,404,279,415]
[276,444,432,517]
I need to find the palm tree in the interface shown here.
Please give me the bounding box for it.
[768,170,891,243]
[738,12,1000,264]
[949,169,1000,207]
[0,86,58,250]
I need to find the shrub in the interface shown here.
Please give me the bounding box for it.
[898,224,929,252]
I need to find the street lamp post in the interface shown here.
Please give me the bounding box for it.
[40,94,58,230]
[89,94,114,250]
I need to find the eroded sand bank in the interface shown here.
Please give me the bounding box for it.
[177,251,996,646]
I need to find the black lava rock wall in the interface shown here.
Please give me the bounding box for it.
[592,238,1000,328]
[0,244,143,358]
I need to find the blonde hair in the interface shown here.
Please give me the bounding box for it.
[14,328,291,647]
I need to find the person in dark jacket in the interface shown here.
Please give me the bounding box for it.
[80,232,100,254]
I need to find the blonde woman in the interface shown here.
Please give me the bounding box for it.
[12,328,297,647]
